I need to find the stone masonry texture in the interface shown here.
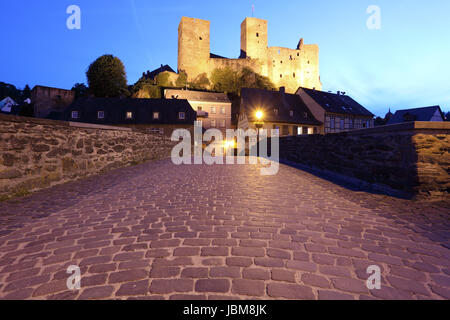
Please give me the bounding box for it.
[276,128,450,201]
[0,114,176,201]
[0,159,448,300]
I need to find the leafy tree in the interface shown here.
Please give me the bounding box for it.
[0,82,21,101]
[210,67,239,94]
[71,83,89,99]
[132,78,160,99]
[210,67,275,95]
[22,85,31,99]
[189,73,210,90]
[86,54,128,97]
[176,70,188,88]
[155,72,173,87]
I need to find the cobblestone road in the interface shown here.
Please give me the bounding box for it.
[0,159,449,300]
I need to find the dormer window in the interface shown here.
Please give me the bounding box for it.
[153,112,160,120]
[97,111,105,119]
[304,112,308,119]
[179,112,185,120]
[71,111,79,119]
[274,109,279,116]
[126,112,133,119]
[290,110,294,117]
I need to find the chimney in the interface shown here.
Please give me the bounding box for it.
[337,91,341,95]
[279,87,285,94]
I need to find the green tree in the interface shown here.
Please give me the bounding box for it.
[132,78,161,99]
[238,67,275,91]
[155,72,173,87]
[22,85,31,99]
[71,83,89,99]
[176,70,188,88]
[86,54,128,97]
[210,67,239,94]
[189,73,210,90]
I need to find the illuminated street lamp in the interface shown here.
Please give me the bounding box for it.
[254,110,264,157]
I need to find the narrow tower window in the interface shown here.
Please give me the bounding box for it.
[256,32,259,37]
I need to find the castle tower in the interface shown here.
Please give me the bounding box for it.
[178,17,210,81]
[240,18,268,75]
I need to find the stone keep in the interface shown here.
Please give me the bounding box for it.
[178,17,322,93]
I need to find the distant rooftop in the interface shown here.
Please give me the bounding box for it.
[387,106,444,125]
[301,87,374,117]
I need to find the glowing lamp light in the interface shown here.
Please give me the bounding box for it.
[255,110,264,120]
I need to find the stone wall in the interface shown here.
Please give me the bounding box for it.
[275,122,450,201]
[0,114,177,200]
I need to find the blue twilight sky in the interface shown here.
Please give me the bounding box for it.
[1,0,449,117]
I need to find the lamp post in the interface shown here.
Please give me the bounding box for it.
[255,110,264,157]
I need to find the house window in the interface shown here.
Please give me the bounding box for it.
[197,106,203,111]
[290,110,294,117]
[308,127,314,135]
[211,119,216,127]
[340,119,344,130]
[349,118,354,129]
[304,112,308,119]
[220,120,226,128]
[97,111,105,119]
[71,111,79,119]
[220,107,226,114]
[211,106,216,114]
[330,117,335,129]
[297,127,303,135]
[274,109,279,116]
[153,112,160,120]
[126,112,133,119]
[178,112,185,120]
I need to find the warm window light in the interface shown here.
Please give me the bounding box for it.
[255,110,263,120]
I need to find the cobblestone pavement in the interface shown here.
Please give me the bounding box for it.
[0,159,449,300]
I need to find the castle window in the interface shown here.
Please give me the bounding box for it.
[256,33,259,37]
[293,72,296,78]
[290,55,292,60]
[280,74,282,78]
[199,36,203,40]
[308,60,310,64]
[297,53,300,56]
[278,50,281,54]
[97,111,105,119]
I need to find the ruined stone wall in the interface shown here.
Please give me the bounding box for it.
[0,114,176,200]
[31,86,75,118]
[275,122,450,201]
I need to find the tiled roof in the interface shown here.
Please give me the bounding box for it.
[165,89,231,103]
[301,88,374,117]
[387,106,444,125]
[63,97,196,125]
[240,88,322,125]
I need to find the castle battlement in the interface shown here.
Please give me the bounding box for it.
[178,16,322,93]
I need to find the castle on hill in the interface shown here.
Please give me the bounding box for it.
[177,16,322,93]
